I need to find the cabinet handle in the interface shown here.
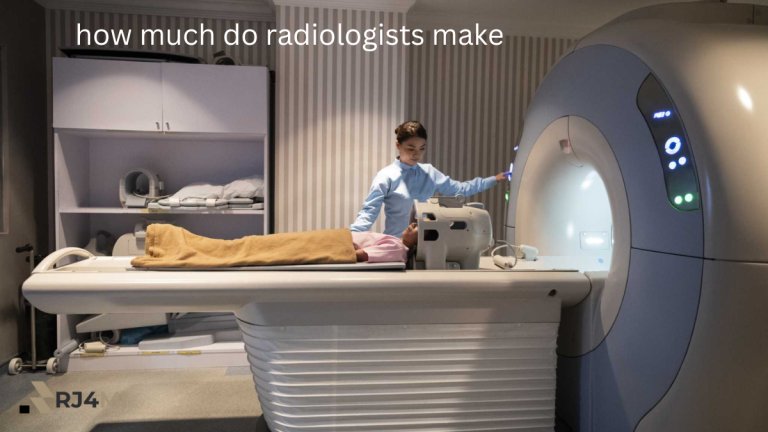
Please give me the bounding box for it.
[156,122,160,130]
[166,122,170,131]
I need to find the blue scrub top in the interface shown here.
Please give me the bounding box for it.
[350,158,498,238]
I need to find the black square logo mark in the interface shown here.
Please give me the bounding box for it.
[20,405,30,414]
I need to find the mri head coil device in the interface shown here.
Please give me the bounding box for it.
[22,3,768,432]
[410,196,494,269]
[119,168,164,208]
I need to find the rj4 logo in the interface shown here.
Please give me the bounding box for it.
[55,391,99,408]
[22,382,122,414]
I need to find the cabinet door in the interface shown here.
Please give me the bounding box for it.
[53,58,163,132]
[161,64,267,135]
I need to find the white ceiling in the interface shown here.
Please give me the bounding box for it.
[36,0,768,38]
[409,0,768,39]
[411,0,684,26]
[243,0,713,23]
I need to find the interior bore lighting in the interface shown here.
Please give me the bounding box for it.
[737,86,753,111]
[669,161,677,170]
[674,195,683,205]
[665,137,682,155]
[678,156,687,166]
[684,193,694,202]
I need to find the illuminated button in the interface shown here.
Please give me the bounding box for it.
[514,145,519,151]
[684,193,694,203]
[674,195,683,205]
[678,156,687,166]
[665,137,682,155]
[669,161,677,170]
[666,110,671,117]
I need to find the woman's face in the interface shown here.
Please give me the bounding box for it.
[401,222,419,248]
[396,137,427,166]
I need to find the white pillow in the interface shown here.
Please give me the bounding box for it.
[171,182,223,200]
[222,175,264,199]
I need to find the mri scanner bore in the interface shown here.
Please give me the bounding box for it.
[19,2,768,432]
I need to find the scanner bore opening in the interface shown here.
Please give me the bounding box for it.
[513,116,631,355]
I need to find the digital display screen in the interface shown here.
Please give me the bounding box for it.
[637,74,700,211]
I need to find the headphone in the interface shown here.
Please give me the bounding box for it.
[120,169,164,208]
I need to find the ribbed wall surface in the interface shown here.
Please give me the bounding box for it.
[238,321,558,431]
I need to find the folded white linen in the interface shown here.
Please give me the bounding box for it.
[171,182,224,201]
[222,175,264,199]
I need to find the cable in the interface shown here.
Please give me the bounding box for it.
[78,332,121,353]
[491,240,518,269]
[133,191,172,203]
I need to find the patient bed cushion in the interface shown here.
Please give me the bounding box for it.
[131,225,357,268]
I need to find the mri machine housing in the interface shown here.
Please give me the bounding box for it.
[506,2,768,431]
[21,3,768,432]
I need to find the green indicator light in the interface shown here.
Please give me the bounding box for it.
[505,192,509,202]
[674,195,683,205]
[684,193,693,203]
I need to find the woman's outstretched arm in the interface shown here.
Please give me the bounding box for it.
[431,166,504,197]
[350,174,389,232]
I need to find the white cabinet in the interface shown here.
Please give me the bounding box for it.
[53,58,163,132]
[161,63,267,134]
[53,58,269,135]
[51,57,271,372]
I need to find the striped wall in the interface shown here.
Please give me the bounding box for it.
[275,7,574,235]
[0,46,5,234]
[45,5,574,238]
[407,34,575,240]
[274,5,406,233]
[46,8,275,67]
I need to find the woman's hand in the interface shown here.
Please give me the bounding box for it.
[495,171,511,182]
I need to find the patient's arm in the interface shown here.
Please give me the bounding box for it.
[356,249,369,262]
[358,240,408,263]
[351,232,409,263]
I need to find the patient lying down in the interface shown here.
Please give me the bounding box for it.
[353,222,418,263]
[130,223,418,269]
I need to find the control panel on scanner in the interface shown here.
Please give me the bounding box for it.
[637,74,700,211]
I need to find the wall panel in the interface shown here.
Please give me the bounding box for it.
[274,5,405,233]
[406,33,575,239]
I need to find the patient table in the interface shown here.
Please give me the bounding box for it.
[24,248,591,431]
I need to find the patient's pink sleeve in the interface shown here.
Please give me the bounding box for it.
[351,232,409,263]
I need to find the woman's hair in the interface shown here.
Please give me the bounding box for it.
[395,120,427,143]
[405,246,416,270]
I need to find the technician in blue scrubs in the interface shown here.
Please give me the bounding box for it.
[350,121,509,238]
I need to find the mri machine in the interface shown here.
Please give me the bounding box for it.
[21,2,768,431]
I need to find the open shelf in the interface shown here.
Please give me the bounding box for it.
[54,131,269,370]
[60,207,265,215]
[52,60,271,372]
[55,128,266,142]
[66,342,248,372]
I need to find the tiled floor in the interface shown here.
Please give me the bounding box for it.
[0,365,261,432]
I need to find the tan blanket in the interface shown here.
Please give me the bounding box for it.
[131,224,357,268]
